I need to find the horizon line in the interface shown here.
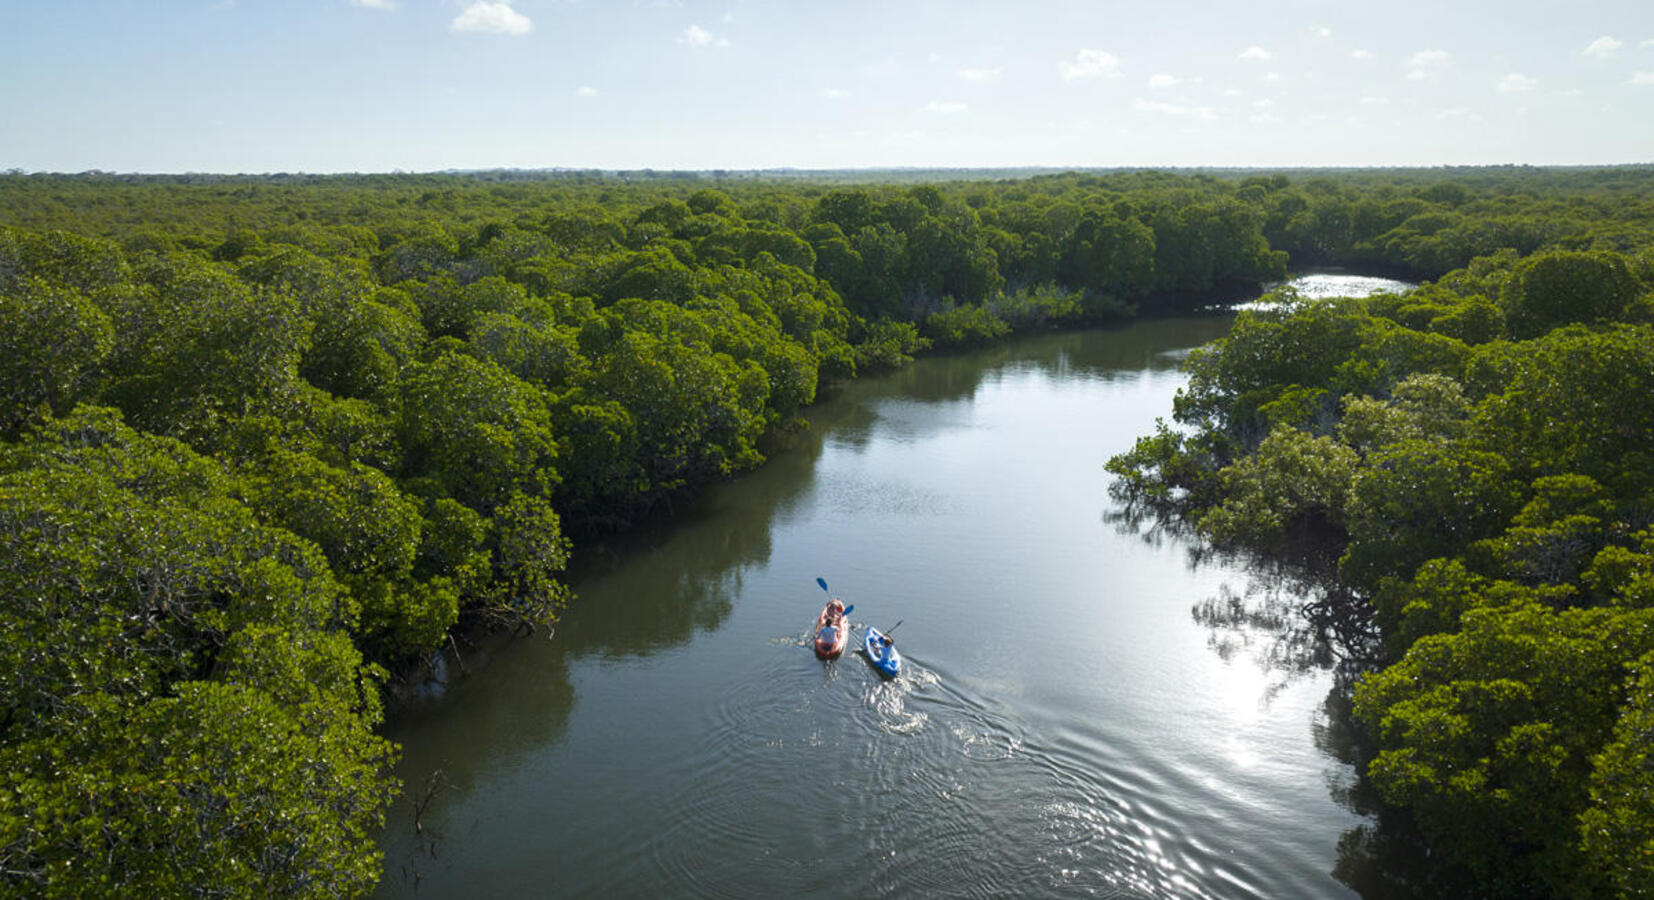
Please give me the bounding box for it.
[7,161,1654,179]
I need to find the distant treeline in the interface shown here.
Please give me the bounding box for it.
[2,166,1652,897]
[1109,175,1654,894]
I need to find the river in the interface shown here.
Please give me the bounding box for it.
[375,273,1415,898]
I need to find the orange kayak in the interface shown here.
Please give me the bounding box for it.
[813,603,848,659]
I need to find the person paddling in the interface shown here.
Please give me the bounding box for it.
[814,597,847,657]
[819,598,845,641]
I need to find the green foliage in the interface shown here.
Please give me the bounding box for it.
[1199,425,1358,548]
[2,681,394,899]
[376,222,458,284]
[1582,528,1654,608]
[990,283,1089,330]
[1105,420,1225,513]
[396,351,558,512]
[922,302,1011,348]
[485,491,573,629]
[0,225,130,294]
[1107,166,1654,892]
[1470,474,1615,588]
[468,309,586,391]
[0,407,394,898]
[1355,602,1654,894]
[1581,651,1654,898]
[589,308,767,492]
[101,253,311,441]
[1336,373,1471,455]
[1341,438,1519,588]
[850,318,929,371]
[1059,211,1155,296]
[0,278,114,437]
[1473,325,1654,496]
[1502,250,1643,339]
[1175,296,1382,444]
[242,447,423,582]
[303,296,426,405]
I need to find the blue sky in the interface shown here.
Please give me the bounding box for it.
[1,0,1651,172]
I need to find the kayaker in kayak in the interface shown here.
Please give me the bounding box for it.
[819,599,845,641]
[814,598,848,658]
[863,625,901,677]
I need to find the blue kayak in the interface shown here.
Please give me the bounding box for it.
[864,627,901,679]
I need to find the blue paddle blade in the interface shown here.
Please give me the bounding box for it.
[816,576,829,593]
[843,604,853,616]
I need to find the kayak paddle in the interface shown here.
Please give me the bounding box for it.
[814,577,850,618]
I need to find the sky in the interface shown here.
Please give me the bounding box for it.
[1,0,1651,173]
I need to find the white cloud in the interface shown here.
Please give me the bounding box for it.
[1133,98,1216,120]
[575,86,598,97]
[1434,107,1482,122]
[1239,45,1271,62]
[1253,98,1275,109]
[678,24,729,48]
[1643,38,1654,49]
[1361,95,1390,105]
[822,88,851,99]
[924,101,968,113]
[1061,49,1121,80]
[1314,26,1332,39]
[1498,73,1537,93]
[1263,72,1281,82]
[1148,73,1198,89]
[349,0,397,10]
[1351,49,1375,61]
[1250,113,1283,124]
[1406,49,1450,80]
[1631,72,1654,86]
[1550,88,1584,97]
[450,2,532,35]
[1222,87,1244,97]
[1583,36,1623,58]
[958,67,1002,83]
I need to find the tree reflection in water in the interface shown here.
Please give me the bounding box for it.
[1107,503,1474,898]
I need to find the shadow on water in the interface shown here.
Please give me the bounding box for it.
[1093,271,1477,897]
[1318,684,1476,900]
[843,313,1236,417]
[377,639,577,891]
[1103,505,1476,899]
[379,418,841,889]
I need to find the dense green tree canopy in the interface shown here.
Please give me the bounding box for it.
[4,165,1654,896]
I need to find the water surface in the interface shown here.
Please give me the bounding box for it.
[376,275,1408,898]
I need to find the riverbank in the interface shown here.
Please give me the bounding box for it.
[374,274,1419,898]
